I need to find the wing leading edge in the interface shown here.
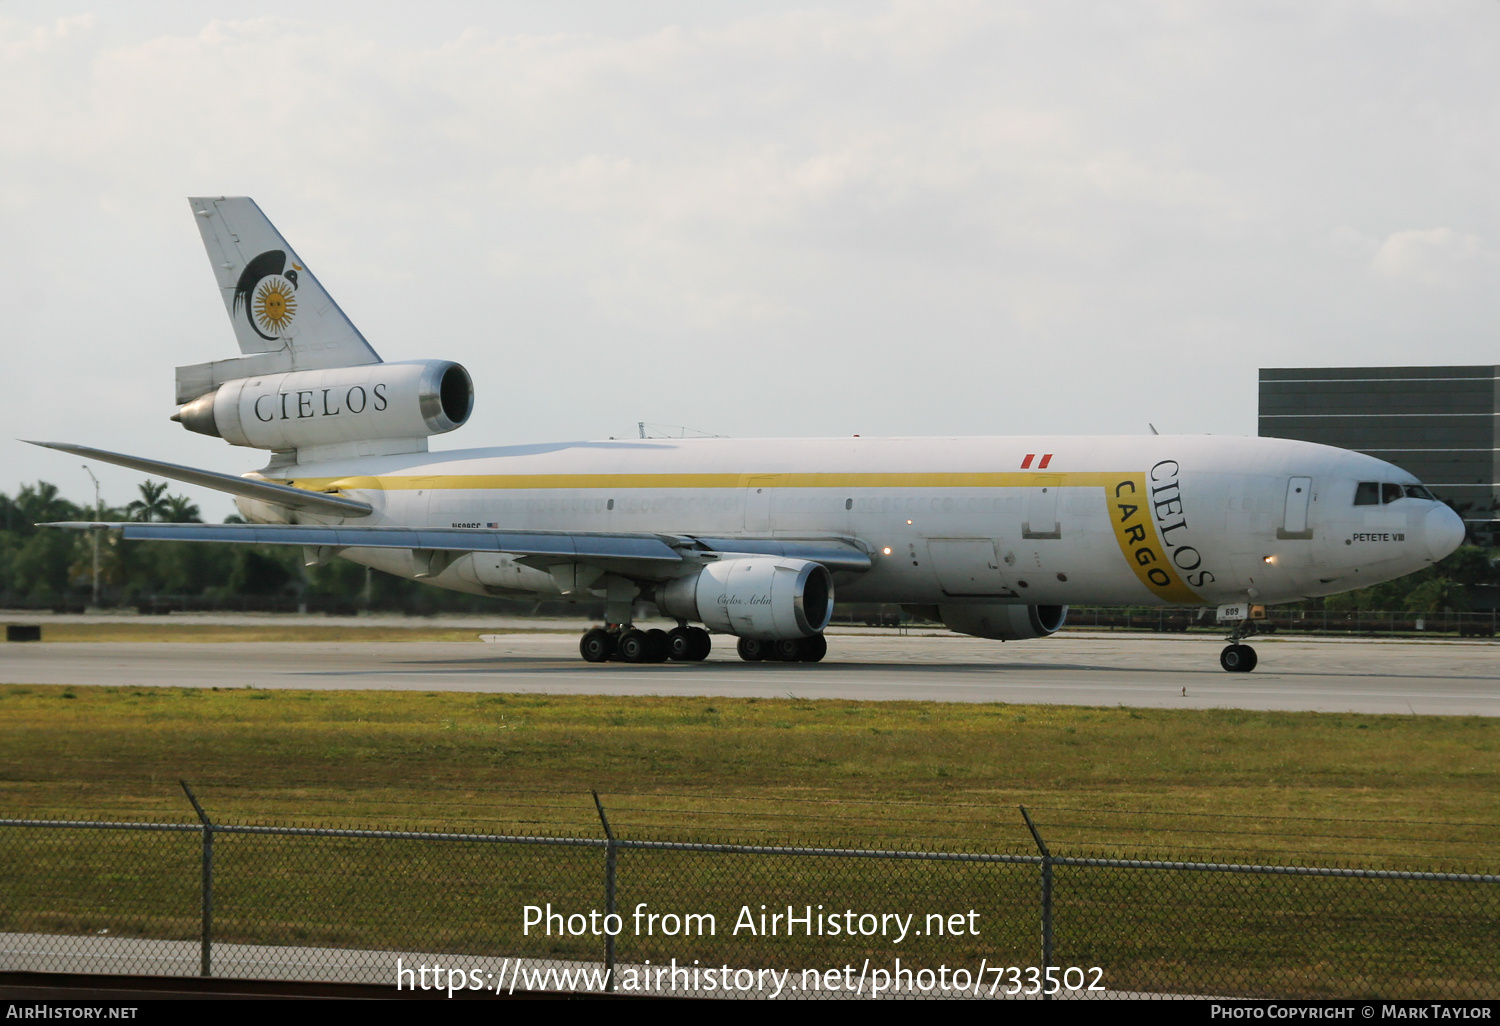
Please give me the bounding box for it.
[39,522,873,576]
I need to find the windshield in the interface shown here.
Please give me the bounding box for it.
[1354,481,1436,505]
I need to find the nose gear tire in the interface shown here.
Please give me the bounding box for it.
[1220,644,1258,673]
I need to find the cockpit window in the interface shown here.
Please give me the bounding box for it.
[1356,481,1435,504]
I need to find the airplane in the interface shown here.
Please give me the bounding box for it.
[31,197,1466,672]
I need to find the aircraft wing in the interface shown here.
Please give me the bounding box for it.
[39,522,873,575]
[32,437,872,578]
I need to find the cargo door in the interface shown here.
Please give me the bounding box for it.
[1022,476,1062,539]
[742,475,776,532]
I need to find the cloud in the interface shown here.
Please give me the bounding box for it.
[3,2,1500,507]
[1371,228,1494,288]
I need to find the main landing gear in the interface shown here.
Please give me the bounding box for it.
[576,625,827,663]
[579,625,712,664]
[736,634,827,663]
[1219,619,1259,673]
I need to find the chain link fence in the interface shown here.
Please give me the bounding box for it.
[2,792,1496,999]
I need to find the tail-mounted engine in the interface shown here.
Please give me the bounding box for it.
[173,360,472,453]
[655,557,834,640]
[940,603,1067,641]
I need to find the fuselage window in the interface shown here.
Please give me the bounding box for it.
[1354,482,1379,505]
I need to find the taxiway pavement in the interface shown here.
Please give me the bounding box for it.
[1,630,1495,716]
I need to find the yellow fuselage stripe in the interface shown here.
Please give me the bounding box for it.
[286,471,1132,491]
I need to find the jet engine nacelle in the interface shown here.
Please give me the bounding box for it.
[940,603,1067,641]
[173,360,473,451]
[656,557,834,639]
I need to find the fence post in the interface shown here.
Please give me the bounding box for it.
[179,780,213,978]
[592,791,617,993]
[1019,806,1053,1000]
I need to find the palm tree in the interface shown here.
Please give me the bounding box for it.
[164,494,202,523]
[125,480,171,522]
[8,482,79,534]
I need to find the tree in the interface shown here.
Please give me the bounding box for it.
[1433,546,1497,589]
[11,482,79,535]
[1404,577,1469,614]
[164,494,202,523]
[228,549,295,595]
[125,480,171,522]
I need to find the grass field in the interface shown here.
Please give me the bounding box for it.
[3,684,1496,998]
[1,683,1495,866]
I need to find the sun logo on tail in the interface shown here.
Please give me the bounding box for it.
[252,275,298,334]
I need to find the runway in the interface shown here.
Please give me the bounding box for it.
[2,630,1496,716]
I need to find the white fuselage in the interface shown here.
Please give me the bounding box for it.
[245,433,1463,611]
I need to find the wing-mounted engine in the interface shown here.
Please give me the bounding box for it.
[655,557,834,640]
[940,603,1067,640]
[173,360,473,459]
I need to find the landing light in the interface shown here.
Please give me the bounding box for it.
[1262,555,1275,565]
[882,547,892,556]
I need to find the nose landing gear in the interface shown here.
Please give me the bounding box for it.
[1219,644,1258,673]
[1219,618,1260,673]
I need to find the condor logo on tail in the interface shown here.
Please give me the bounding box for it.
[232,250,302,340]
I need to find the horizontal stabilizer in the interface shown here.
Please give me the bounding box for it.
[24,441,372,518]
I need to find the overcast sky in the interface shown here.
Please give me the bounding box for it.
[3,1,1497,519]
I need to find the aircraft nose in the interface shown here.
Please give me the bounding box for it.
[1424,504,1465,562]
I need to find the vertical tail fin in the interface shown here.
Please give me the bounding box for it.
[178,197,381,401]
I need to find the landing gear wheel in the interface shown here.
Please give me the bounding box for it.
[770,638,803,662]
[645,628,670,663]
[798,634,827,663]
[1220,644,1258,673]
[737,637,766,662]
[667,627,694,661]
[668,627,712,661]
[580,628,614,663]
[618,629,651,664]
